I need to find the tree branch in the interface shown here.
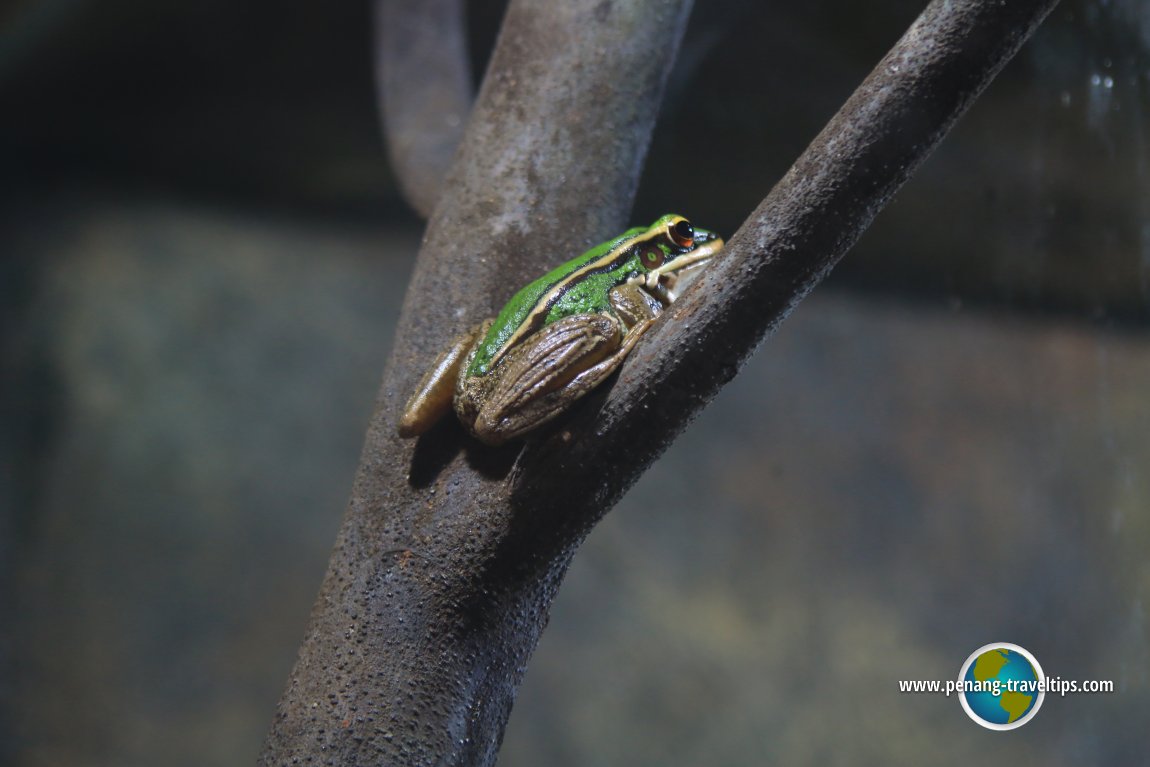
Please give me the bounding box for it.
[263,1,694,765]
[376,0,473,217]
[522,0,1063,508]
[262,0,1060,765]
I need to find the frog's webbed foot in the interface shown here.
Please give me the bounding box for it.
[398,320,491,439]
[471,313,651,445]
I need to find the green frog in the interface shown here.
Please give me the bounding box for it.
[398,214,723,445]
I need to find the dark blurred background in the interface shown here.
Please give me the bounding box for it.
[2,0,1147,764]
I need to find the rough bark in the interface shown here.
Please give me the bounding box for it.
[262,0,1061,765]
[263,0,695,764]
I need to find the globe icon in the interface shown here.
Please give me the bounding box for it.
[958,643,1045,730]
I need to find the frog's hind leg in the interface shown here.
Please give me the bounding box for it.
[398,320,490,438]
[472,313,650,445]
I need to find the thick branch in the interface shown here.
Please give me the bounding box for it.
[376,0,473,217]
[263,0,1059,765]
[263,1,693,765]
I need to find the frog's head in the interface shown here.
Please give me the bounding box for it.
[634,214,724,281]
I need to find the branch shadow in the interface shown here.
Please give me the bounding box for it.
[406,416,521,489]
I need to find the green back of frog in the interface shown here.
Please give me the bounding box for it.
[465,225,649,376]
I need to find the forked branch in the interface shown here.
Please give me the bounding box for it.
[262,1,1060,765]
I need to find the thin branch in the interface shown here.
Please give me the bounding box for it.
[376,0,473,217]
[262,0,1060,765]
[520,0,1064,511]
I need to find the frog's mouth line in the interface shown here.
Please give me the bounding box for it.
[649,235,724,281]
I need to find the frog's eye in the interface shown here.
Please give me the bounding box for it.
[639,246,665,269]
[669,219,694,248]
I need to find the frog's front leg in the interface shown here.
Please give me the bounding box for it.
[611,281,665,325]
[398,320,491,438]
